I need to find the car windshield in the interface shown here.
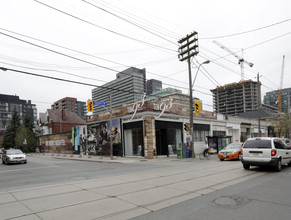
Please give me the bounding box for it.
[243,139,272,149]
[225,143,241,149]
[6,149,23,155]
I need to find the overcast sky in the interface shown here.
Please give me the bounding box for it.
[0,0,290,115]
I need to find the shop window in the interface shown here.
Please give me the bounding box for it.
[167,128,181,155]
[194,130,209,142]
[124,128,143,156]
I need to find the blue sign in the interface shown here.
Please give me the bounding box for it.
[93,101,107,106]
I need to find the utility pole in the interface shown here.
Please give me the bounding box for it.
[257,73,261,136]
[109,91,113,160]
[178,31,199,158]
[288,94,291,139]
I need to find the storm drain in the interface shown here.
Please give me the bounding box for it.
[213,196,250,208]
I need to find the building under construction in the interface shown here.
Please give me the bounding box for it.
[211,80,260,116]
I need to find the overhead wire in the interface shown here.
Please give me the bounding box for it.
[200,18,291,39]
[34,0,177,54]
[0,27,215,96]
[92,0,181,39]
[83,0,178,46]
[0,28,185,89]
[0,60,108,84]
[7,0,290,104]
[192,57,221,87]
[36,0,286,95]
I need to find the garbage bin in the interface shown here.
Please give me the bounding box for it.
[177,147,182,159]
[186,147,191,158]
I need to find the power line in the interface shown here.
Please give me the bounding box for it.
[200,18,291,39]
[0,60,108,84]
[0,66,143,95]
[35,0,177,53]
[0,31,121,73]
[90,0,181,39]
[100,0,186,37]
[0,28,210,94]
[83,0,177,46]
[192,57,221,86]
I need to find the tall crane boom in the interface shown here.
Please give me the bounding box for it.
[213,40,254,80]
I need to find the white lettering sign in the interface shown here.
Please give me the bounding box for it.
[156,98,173,118]
[45,139,65,146]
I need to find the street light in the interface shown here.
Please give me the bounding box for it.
[192,60,210,88]
[189,60,210,158]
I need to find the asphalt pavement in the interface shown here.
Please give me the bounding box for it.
[0,153,265,220]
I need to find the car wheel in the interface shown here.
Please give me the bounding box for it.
[275,159,282,172]
[220,158,224,161]
[288,161,291,167]
[243,164,250,170]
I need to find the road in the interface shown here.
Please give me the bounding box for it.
[0,155,169,192]
[0,154,290,220]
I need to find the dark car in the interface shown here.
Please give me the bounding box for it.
[2,149,27,165]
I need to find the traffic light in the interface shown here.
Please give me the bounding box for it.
[194,101,201,114]
[87,100,93,112]
[184,123,189,131]
[113,127,118,134]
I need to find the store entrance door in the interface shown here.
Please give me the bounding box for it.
[156,129,168,156]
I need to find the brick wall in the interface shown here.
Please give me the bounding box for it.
[39,132,72,153]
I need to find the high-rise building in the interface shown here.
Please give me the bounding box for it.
[211,80,260,116]
[51,97,86,120]
[0,94,37,134]
[92,67,146,113]
[146,79,162,95]
[264,87,291,113]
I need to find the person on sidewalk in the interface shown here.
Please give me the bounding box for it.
[202,141,209,157]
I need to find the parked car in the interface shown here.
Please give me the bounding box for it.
[218,142,243,161]
[241,137,291,172]
[2,149,27,165]
[281,138,291,147]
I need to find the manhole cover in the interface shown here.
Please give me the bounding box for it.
[213,196,250,208]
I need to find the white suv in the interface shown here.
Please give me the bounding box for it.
[241,137,291,172]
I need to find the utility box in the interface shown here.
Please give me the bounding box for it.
[177,148,182,159]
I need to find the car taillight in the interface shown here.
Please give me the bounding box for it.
[271,149,277,156]
[240,149,243,155]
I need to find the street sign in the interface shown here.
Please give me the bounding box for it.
[93,101,107,106]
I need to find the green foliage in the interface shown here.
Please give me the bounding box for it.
[24,107,35,131]
[272,113,290,137]
[15,125,36,152]
[2,106,21,149]
[2,106,37,152]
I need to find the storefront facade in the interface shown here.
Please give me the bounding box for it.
[86,93,273,159]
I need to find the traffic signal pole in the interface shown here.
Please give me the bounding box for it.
[109,91,113,160]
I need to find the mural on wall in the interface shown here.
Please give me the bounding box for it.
[87,118,122,156]
[72,125,87,154]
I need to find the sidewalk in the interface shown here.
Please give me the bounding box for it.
[30,152,198,164]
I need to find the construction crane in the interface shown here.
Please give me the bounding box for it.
[213,41,254,80]
[276,55,285,112]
